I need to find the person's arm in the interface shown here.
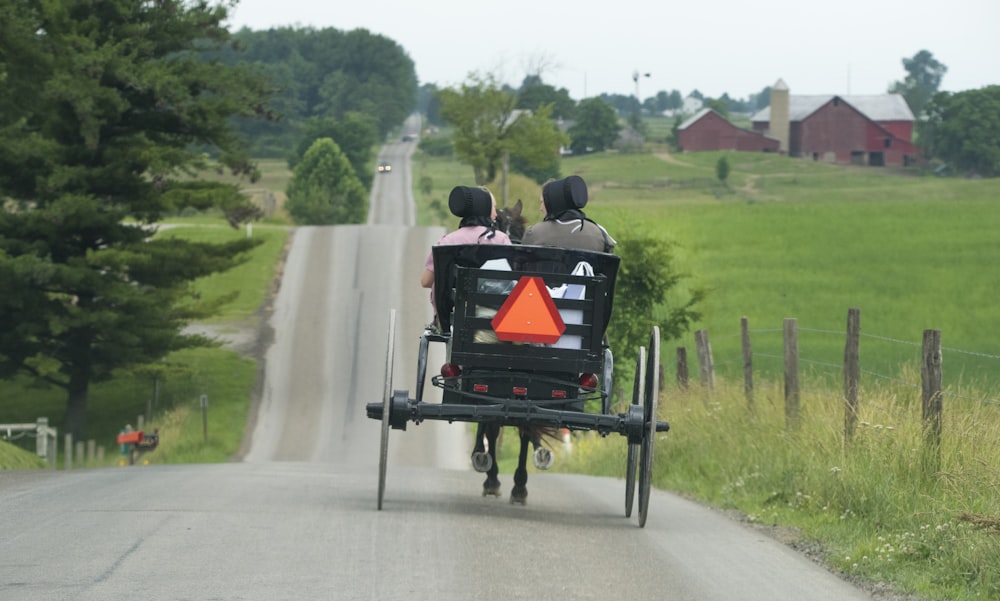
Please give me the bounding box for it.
[420,269,434,288]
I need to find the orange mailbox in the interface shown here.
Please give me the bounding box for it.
[117,431,143,445]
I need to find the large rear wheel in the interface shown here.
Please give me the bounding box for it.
[638,326,661,528]
[625,346,645,518]
[377,310,397,510]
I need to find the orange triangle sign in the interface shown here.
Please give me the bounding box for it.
[491,276,565,344]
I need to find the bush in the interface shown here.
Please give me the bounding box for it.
[418,136,453,157]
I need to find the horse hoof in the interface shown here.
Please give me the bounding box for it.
[471,452,493,473]
[533,447,554,470]
[482,479,501,497]
[510,486,527,505]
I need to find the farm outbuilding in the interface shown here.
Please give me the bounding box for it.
[677,108,780,153]
[751,84,918,167]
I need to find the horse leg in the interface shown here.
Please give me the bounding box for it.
[471,422,491,470]
[530,428,554,470]
[510,428,530,504]
[477,423,501,497]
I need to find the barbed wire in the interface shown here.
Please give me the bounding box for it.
[686,324,1000,406]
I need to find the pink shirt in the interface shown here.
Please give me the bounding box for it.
[424,226,511,314]
[423,226,512,272]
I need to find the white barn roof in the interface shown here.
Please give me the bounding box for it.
[751,94,914,123]
[677,108,713,130]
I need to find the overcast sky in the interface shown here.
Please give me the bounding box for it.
[226,0,998,102]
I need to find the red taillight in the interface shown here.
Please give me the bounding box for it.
[473,384,489,393]
[513,386,528,396]
[551,390,567,398]
[579,373,598,389]
[441,363,461,378]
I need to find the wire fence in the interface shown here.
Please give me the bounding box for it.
[677,310,1000,408]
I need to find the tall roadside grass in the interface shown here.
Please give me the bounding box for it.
[558,374,1000,600]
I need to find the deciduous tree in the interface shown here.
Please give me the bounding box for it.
[608,234,703,381]
[920,86,1000,177]
[889,49,947,117]
[568,98,621,154]
[438,74,568,185]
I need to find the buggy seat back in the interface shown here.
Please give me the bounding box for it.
[432,244,619,374]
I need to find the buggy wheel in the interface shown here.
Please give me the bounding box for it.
[377,310,397,511]
[638,326,661,528]
[625,346,645,518]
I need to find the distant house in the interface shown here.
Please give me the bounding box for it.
[677,108,780,153]
[750,86,918,167]
[663,95,705,118]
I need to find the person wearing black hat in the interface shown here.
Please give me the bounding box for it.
[521,175,615,253]
[420,185,510,294]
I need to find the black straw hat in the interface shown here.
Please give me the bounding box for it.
[448,186,493,218]
[542,175,588,214]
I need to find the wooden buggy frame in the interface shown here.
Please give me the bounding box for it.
[366,244,669,527]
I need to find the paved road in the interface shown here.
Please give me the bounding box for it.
[0,112,882,600]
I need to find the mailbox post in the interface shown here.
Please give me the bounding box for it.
[200,394,208,442]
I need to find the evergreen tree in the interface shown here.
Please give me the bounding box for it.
[285,138,368,224]
[716,157,731,184]
[0,0,272,440]
[289,112,379,189]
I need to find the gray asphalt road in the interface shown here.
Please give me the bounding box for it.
[0,112,881,600]
[1,465,874,601]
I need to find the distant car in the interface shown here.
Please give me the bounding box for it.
[377,161,392,173]
[401,133,417,142]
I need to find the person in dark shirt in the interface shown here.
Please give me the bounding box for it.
[521,175,615,253]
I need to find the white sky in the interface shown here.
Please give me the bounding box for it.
[225,0,999,101]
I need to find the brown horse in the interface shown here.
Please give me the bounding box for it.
[470,198,560,504]
[494,199,526,243]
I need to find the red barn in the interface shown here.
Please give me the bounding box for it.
[751,94,918,167]
[677,108,780,153]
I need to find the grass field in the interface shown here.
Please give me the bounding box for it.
[414,146,1000,599]
[1,221,288,467]
[4,143,999,599]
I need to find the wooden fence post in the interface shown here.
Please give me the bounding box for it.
[676,347,688,389]
[694,329,715,389]
[843,308,861,443]
[64,433,72,470]
[783,318,800,430]
[921,329,943,474]
[741,316,753,409]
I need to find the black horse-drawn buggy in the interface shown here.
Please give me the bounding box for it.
[366,243,669,527]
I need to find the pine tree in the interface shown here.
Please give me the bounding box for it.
[0,0,273,440]
[285,138,368,225]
